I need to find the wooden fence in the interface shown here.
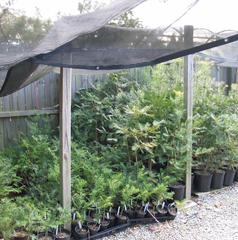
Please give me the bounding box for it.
[0,68,147,150]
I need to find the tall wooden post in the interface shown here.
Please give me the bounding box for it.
[184,25,194,200]
[224,67,232,96]
[59,67,72,214]
[0,97,4,150]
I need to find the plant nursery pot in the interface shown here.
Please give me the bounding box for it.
[36,231,53,240]
[194,171,212,192]
[211,170,225,189]
[223,169,236,186]
[169,184,185,200]
[156,203,168,217]
[116,214,128,225]
[106,214,116,227]
[191,173,196,193]
[12,231,28,240]
[125,209,136,219]
[55,231,70,240]
[74,225,88,239]
[235,170,238,182]
[87,222,100,236]
[167,203,177,217]
[71,220,78,235]
[135,209,146,219]
[38,236,53,240]
[100,219,110,231]
[145,209,157,219]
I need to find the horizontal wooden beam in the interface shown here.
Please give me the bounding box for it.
[0,109,58,118]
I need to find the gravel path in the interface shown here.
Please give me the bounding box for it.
[103,183,238,240]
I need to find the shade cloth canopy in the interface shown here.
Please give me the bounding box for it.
[1,0,238,96]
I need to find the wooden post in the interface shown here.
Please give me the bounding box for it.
[0,97,4,150]
[224,67,232,96]
[59,67,72,215]
[184,25,194,200]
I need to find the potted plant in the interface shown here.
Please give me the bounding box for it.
[0,199,16,240]
[166,158,186,201]
[115,206,128,225]
[193,147,214,192]
[106,209,116,228]
[223,152,238,186]
[156,201,168,217]
[87,219,101,236]
[71,212,88,239]
[209,153,226,189]
[52,207,71,240]
[166,200,177,219]
[121,182,139,219]
[74,221,88,239]
[100,217,110,231]
[161,125,187,200]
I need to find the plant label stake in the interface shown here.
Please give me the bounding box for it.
[147,209,160,224]
[78,221,82,230]
[144,202,150,213]
[124,204,127,211]
[55,226,59,236]
[73,213,76,221]
[107,212,110,219]
[117,206,121,216]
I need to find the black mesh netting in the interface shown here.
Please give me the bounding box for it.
[1,0,238,96]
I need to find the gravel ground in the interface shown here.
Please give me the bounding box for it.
[103,183,238,240]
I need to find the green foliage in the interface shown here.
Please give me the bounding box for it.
[1,58,238,237]
[3,133,59,200]
[0,199,16,239]
[193,87,238,171]
[0,6,51,45]
[0,155,20,200]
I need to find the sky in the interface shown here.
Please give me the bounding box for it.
[10,0,238,32]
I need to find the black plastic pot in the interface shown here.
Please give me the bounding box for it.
[234,169,238,182]
[87,222,100,236]
[116,215,128,225]
[223,168,236,186]
[167,202,177,218]
[169,184,185,200]
[125,209,136,219]
[37,231,54,240]
[55,231,70,240]
[71,220,78,236]
[191,173,195,192]
[74,226,88,239]
[156,203,168,217]
[106,214,116,227]
[37,236,53,240]
[211,170,225,189]
[135,209,146,219]
[194,171,213,192]
[100,219,110,231]
[12,231,28,240]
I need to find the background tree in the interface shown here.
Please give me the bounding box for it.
[0,1,51,46]
[78,0,142,28]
